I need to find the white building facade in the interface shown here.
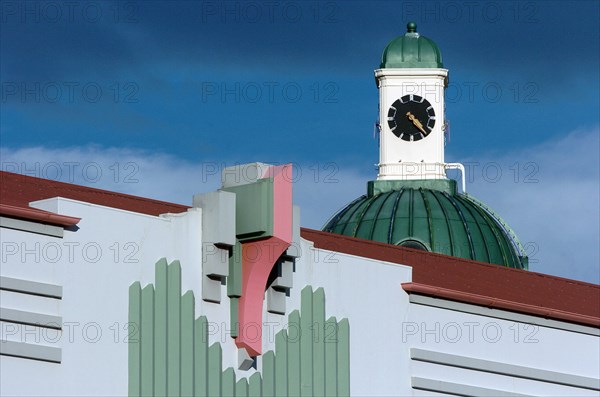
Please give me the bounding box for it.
[0,165,598,397]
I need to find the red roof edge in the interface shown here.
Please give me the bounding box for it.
[0,203,81,227]
[0,171,191,217]
[402,282,600,328]
[301,228,600,326]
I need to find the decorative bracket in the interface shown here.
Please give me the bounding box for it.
[221,163,293,357]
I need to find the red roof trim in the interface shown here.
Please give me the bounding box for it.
[0,204,81,227]
[402,282,600,328]
[0,171,190,217]
[301,228,600,325]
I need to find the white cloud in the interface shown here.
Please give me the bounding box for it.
[2,126,598,283]
[291,163,371,229]
[455,126,599,283]
[0,145,372,229]
[0,146,219,204]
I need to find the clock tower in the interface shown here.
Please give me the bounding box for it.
[322,22,528,270]
[376,22,448,180]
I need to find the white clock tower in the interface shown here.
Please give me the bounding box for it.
[376,22,450,181]
[323,22,526,269]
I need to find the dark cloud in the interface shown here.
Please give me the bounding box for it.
[1,0,598,163]
[2,1,597,80]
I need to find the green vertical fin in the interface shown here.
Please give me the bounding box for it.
[275,330,288,397]
[154,258,168,397]
[248,373,262,397]
[300,287,314,396]
[230,297,239,338]
[208,343,222,396]
[337,319,350,397]
[324,317,338,397]
[228,241,242,340]
[194,316,208,397]
[262,351,275,397]
[287,310,301,397]
[128,282,141,397]
[167,261,182,396]
[312,288,326,397]
[235,378,248,397]
[181,291,195,396]
[141,285,155,396]
[222,368,236,397]
[228,241,243,297]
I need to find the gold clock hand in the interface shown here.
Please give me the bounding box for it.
[406,112,428,136]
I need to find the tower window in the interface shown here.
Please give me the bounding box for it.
[398,239,429,251]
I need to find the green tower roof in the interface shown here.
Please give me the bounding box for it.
[380,22,444,68]
[323,180,527,269]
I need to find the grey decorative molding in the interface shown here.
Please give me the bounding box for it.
[267,258,295,315]
[411,377,533,397]
[193,191,235,303]
[0,216,64,238]
[411,348,600,391]
[0,308,62,330]
[0,339,61,363]
[0,276,62,299]
[409,294,600,336]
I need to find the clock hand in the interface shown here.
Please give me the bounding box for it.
[406,112,428,136]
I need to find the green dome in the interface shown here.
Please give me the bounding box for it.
[323,180,527,269]
[380,22,444,68]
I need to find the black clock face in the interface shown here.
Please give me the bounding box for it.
[387,95,436,141]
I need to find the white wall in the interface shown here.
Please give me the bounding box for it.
[1,198,207,396]
[2,197,598,396]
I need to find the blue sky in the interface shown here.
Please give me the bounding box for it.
[1,1,599,283]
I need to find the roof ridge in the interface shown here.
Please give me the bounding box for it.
[0,171,191,217]
[301,228,599,322]
[301,228,600,289]
[0,171,191,209]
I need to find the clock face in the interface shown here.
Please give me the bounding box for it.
[387,95,436,141]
